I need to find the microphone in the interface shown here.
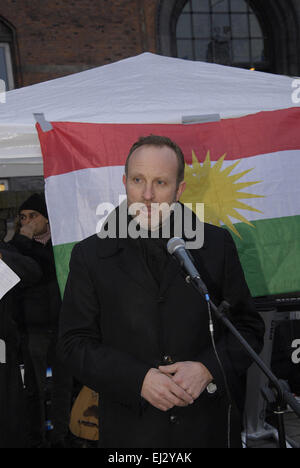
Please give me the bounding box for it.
[167,237,209,300]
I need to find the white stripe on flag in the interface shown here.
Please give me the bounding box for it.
[45,150,300,246]
[46,166,125,246]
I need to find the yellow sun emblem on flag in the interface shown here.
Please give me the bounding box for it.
[181,151,264,238]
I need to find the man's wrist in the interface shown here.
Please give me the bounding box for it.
[196,361,213,378]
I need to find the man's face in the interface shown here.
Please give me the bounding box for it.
[122,144,186,229]
[19,210,49,236]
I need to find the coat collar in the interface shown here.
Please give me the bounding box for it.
[95,202,207,298]
[96,235,158,298]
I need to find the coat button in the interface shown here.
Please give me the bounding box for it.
[163,355,173,364]
[206,382,217,394]
[169,414,178,424]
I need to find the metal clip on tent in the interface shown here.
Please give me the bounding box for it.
[33,113,53,132]
[182,114,221,124]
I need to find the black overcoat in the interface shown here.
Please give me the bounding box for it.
[10,234,62,332]
[59,222,265,448]
[0,243,42,448]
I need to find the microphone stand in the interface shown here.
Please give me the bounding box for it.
[189,275,300,449]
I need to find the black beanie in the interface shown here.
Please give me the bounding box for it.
[19,193,48,220]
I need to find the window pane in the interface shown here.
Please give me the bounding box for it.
[191,0,209,12]
[212,13,230,40]
[232,39,250,62]
[182,1,191,12]
[176,14,193,38]
[177,39,194,60]
[195,39,211,60]
[249,13,263,37]
[193,13,211,38]
[0,47,8,86]
[211,0,229,12]
[231,13,249,38]
[251,38,264,62]
[206,38,232,64]
[176,0,268,70]
[230,0,248,12]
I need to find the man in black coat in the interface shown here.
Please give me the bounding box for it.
[59,135,265,448]
[0,243,42,448]
[11,193,73,448]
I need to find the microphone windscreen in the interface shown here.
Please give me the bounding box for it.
[167,237,185,255]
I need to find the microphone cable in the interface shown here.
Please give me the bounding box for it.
[167,238,236,447]
[206,298,234,449]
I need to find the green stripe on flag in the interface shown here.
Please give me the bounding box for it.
[230,215,300,297]
[53,215,300,300]
[53,241,77,297]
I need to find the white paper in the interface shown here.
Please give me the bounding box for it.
[0,258,21,299]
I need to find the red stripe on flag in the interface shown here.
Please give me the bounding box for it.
[37,107,300,179]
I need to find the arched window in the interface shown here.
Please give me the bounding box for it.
[157,0,300,76]
[0,18,16,90]
[175,0,267,70]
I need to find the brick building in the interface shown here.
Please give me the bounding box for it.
[0,0,300,91]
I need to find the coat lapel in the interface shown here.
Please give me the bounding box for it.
[96,236,159,299]
[117,240,159,298]
[159,254,182,296]
[95,201,208,298]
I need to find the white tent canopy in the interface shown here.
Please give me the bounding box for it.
[0,52,298,177]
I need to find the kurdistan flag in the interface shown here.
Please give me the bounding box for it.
[37,107,300,298]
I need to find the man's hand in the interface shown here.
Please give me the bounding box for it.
[159,361,213,401]
[20,222,36,239]
[141,368,194,412]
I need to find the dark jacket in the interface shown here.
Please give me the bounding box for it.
[10,234,61,332]
[0,242,42,448]
[59,222,265,448]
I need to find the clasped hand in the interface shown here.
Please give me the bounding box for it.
[19,222,36,239]
[141,361,213,412]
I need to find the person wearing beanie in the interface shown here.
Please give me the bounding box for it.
[17,193,51,244]
[11,193,73,448]
[18,193,49,219]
